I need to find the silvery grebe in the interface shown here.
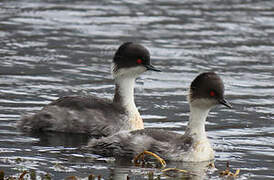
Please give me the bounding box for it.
[84,72,232,162]
[18,42,160,137]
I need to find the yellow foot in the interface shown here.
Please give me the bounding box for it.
[161,168,188,174]
[219,162,240,177]
[133,150,166,168]
[220,168,240,177]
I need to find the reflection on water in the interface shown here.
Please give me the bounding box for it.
[0,0,273,179]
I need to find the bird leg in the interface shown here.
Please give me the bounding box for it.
[133,150,166,168]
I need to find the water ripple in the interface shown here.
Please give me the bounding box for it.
[0,0,273,179]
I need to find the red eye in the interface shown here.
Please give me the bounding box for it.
[136,59,142,64]
[210,91,215,97]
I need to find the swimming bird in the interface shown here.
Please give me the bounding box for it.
[84,72,232,162]
[18,42,161,137]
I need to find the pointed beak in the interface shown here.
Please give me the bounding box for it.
[219,98,232,109]
[144,64,161,72]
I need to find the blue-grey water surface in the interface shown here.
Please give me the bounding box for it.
[0,0,273,179]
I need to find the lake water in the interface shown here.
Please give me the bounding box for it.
[0,0,273,179]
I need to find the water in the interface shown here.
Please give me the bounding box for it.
[0,0,273,179]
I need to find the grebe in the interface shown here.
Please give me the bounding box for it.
[18,42,160,137]
[84,72,232,162]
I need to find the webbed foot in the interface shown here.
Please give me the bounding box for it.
[133,150,166,168]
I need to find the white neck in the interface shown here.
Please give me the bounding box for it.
[114,76,137,110]
[182,99,216,162]
[185,104,210,141]
[112,65,146,130]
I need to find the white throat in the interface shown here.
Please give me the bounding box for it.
[182,94,216,161]
[112,64,146,130]
[114,76,137,110]
[186,105,210,140]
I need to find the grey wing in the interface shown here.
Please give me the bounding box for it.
[131,129,193,154]
[17,96,126,137]
[84,129,191,158]
[84,131,161,157]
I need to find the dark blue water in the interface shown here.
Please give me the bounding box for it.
[0,0,273,179]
